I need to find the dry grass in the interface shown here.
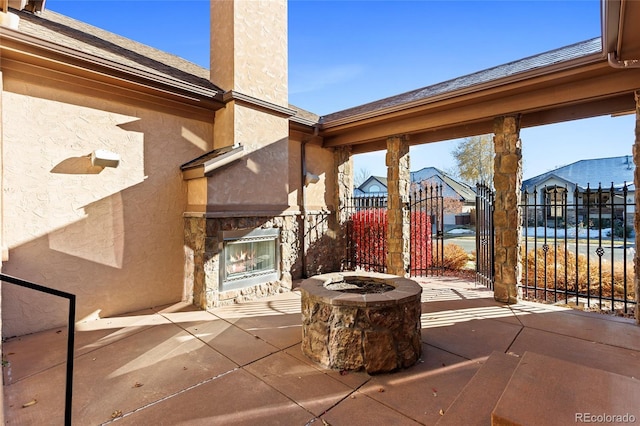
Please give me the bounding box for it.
[522,246,636,303]
[442,243,471,271]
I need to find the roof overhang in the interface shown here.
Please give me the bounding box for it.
[603,0,640,67]
[320,59,639,154]
[318,0,640,154]
[0,26,226,118]
[180,145,245,180]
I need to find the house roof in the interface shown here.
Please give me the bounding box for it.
[522,155,635,191]
[355,176,388,194]
[15,9,223,93]
[410,167,476,202]
[355,167,476,202]
[321,38,602,124]
[10,8,314,123]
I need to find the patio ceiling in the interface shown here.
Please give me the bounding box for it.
[318,0,640,155]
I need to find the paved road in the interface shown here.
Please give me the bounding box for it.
[445,235,635,265]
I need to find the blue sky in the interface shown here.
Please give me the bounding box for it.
[45,0,636,181]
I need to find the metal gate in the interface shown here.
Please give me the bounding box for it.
[343,193,388,272]
[409,184,444,277]
[475,183,495,289]
[342,184,444,276]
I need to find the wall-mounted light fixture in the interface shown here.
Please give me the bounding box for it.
[91,149,120,168]
[305,172,320,185]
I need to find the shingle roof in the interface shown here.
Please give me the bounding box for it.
[13,9,316,122]
[15,9,223,92]
[322,38,602,123]
[410,167,476,202]
[522,156,635,191]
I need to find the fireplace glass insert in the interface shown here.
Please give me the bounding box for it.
[219,228,280,291]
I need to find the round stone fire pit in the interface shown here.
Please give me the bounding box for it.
[300,272,422,374]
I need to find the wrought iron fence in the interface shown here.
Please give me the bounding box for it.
[342,184,444,276]
[520,182,635,315]
[409,184,444,277]
[343,193,388,272]
[476,183,495,289]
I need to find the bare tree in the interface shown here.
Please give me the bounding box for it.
[354,167,371,187]
[452,134,494,184]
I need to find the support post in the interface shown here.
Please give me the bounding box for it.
[493,116,522,303]
[386,135,410,276]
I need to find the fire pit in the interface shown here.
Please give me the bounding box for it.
[300,272,422,374]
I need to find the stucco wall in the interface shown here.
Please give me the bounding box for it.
[207,104,290,209]
[210,0,287,107]
[1,78,212,337]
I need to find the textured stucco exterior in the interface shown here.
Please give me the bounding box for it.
[1,72,213,337]
[207,104,290,209]
[0,0,343,337]
[211,0,288,106]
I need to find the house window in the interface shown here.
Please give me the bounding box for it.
[583,191,610,206]
[369,184,381,193]
[545,187,566,218]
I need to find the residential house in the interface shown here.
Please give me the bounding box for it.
[521,155,635,228]
[354,167,476,225]
[0,2,337,338]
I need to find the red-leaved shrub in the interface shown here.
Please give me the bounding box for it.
[349,209,432,270]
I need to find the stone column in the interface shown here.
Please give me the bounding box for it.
[634,91,640,324]
[335,146,353,270]
[386,135,410,276]
[493,116,522,304]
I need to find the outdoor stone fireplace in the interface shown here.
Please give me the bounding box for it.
[184,214,300,309]
[300,272,423,374]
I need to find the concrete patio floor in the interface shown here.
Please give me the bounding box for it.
[3,276,640,425]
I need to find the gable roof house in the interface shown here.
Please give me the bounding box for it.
[0,2,337,338]
[521,155,635,226]
[354,167,476,225]
[522,155,635,199]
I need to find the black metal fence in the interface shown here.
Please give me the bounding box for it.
[342,184,444,276]
[409,184,444,277]
[343,193,388,272]
[476,183,495,289]
[520,182,635,315]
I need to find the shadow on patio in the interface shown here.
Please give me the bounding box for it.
[3,277,640,425]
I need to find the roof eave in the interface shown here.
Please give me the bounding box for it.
[0,26,226,109]
[321,50,605,130]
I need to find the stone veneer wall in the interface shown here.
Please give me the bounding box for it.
[493,115,523,304]
[386,135,410,276]
[335,147,353,271]
[185,211,338,309]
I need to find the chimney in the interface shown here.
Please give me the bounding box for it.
[210,0,287,107]
[206,0,291,209]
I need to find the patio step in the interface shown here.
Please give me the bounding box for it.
[436,351,520,426]
[492,351,640,425]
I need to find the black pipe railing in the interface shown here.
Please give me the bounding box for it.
[1,273,75,426]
